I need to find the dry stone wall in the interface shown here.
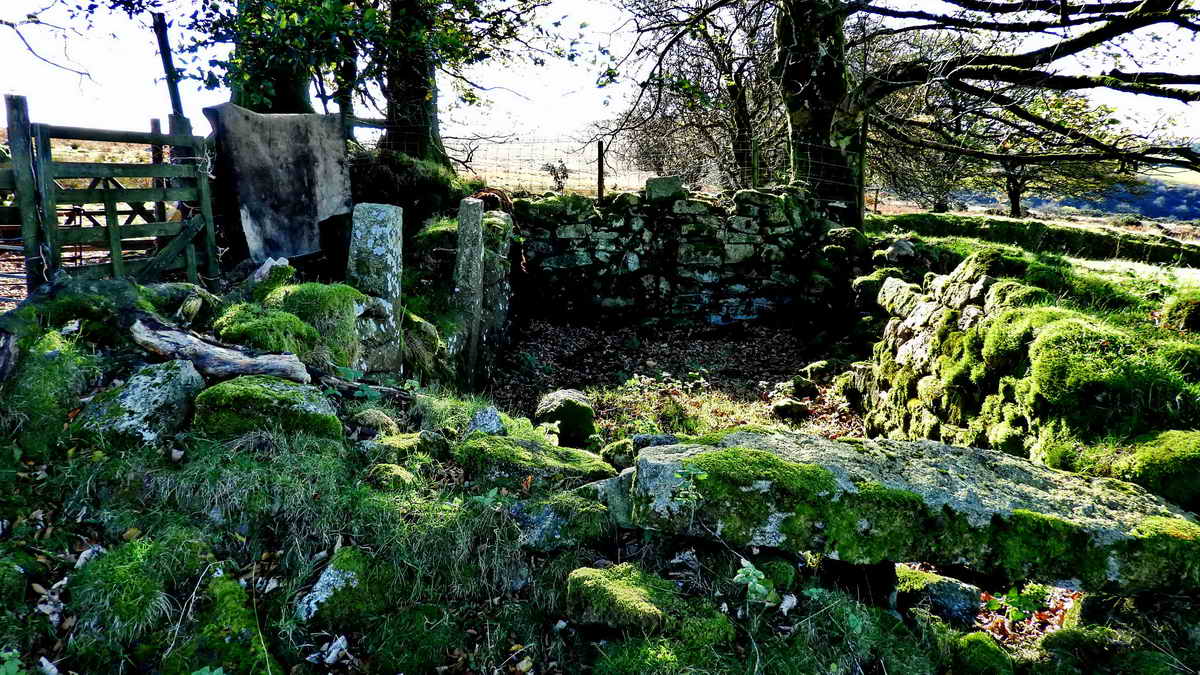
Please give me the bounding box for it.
[512,178,837,324]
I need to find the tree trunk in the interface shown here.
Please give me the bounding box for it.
[773,0,862,226]
[1006,174,1024,218]
[335,36,359,138]
[729,80,755,189]
[230,0,315,114]
[932,199,949,213]
[379,0,448,164]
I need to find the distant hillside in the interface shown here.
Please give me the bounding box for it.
[965,178,1200,221]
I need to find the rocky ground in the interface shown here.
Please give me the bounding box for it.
[2,204,1200,674]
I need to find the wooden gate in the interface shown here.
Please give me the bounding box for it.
[2,94,218,293]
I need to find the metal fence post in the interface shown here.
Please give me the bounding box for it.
[597,140,606,200]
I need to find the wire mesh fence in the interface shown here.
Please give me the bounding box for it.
[349,124,865,204]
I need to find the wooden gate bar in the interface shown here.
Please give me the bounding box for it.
[103,181,126,278]
[5,95,45,291]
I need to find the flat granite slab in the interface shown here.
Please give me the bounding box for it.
[626,430,1200,594]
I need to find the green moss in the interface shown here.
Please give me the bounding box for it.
[1120,516,1200,591]
[351,407,401,437]
[163,574,282,674]
[454,435,615,487]
[568,563,675,631]
[1157,339,1200,379]
[678,447,838,548]
[1095,431,1200,510]
[851,267,905,302]
[594,638,707,675]
[955,632,1012,675]
[993,510,1105,585]
[263,282,367,368]
[193,376,342,440]
[895,565,942,594]
[213,302,319,358]
[600,438,635,470]
[0,331,98,461]
[1163,288,1200,331]
[535,491,612,543]
[299,547,383,625]
[827,482,928,563]
[249,264,296,303]
[985,279,1054,309]
[1027,318,1194,436]
[980,307,1079,370]
[368,463,419,489]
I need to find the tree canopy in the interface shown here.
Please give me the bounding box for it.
[605,0,1200,223]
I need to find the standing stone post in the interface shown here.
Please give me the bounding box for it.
[347,203,404,372]
[453,198,486,383]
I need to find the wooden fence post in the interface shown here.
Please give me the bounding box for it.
[5,95,45,291]
[153,13,185,119]
[33,123,60,271]
[150,119,168,223]
[597,140,606,200]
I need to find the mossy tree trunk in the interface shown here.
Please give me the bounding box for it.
[772,0,863,226]
[379,0,449,165]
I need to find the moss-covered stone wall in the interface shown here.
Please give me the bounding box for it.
[837,250,1200,512]
[512,180,838,324]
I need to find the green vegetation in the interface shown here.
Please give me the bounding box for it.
[213,303,319,359]
[864,212,1200,267]
[0,331,98,462]
[263,282,366,368]
[588,372,775,441]
[193,376,343,440]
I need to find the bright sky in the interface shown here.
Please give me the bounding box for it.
[0,0,1196,141]
[0,0,631,139]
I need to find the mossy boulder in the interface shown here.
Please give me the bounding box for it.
[509,491,611,552]
[627,430,1200,593]
[567,563,733,644]
[955,632,1012,675]
[193,376,342,440]
[213,302,319,360]
[368,430,451,462]
[601,438,636,470]
[453,434,615,490]
[295,547,381,624]
[263,282,366,368]
[72,360,204,447]
[1070,430,1200,512]
[69,528,208,650]
[1,331,98,461]
[534,389,597,447]
[895,564,980,628]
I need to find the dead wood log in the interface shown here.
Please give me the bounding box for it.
[313,371,413,403]
[131,315,310,383]
[0,275,309,386]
